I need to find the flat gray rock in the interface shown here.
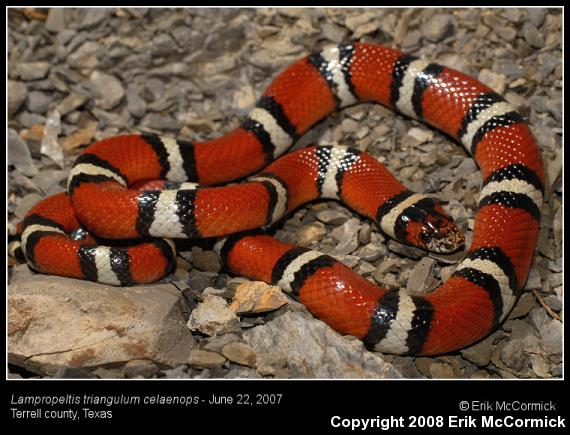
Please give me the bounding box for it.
[8,80,27,118]
[243,311,402,379]
[8,129,38,177]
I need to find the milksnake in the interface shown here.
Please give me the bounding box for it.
[13,43,543,356]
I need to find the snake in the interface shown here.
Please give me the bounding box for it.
[11,42,543,356]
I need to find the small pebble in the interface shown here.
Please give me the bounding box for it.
[8,129,38,177]
[123,359,160,378]
[221,342,257,367]
[421,13,453,42]
[187,294,241,336]
[230,281,288,314]
[8,81,28,118]
[187,350,227,369]
[17,62,50,81]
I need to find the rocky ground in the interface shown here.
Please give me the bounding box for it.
[7,8,562,379]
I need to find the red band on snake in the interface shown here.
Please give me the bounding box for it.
[15,43,544,356]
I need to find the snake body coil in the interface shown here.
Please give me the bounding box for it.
[16,43,543,356]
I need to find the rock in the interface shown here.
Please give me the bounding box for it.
[88,71,125,111]
[221,342,257,367]
[507,292,536,319]
[8,276,196,376]
[478,69,506,94]
[26,91,52,114]
[45,8,66,32]
[8,80,27,118]
[495,59,523,79]
[389,356,424,378]
[372,257,399,282]
[531,353,551,378]
[495,26,517,42]
[243,311,402,378]
[522,22,544,48]
[537,226,555,260]
[358,223,372,245]
[55,93,89,116]
[15,193,43,219]
[341,118,359,133]
[8,129,38,177]
[186,350,226,369]
[529,307,549,332]
[256,352,288,376]
[59,122,98,152]
[123,359,160,378]
[200,286,231,302]
[321,22,347,44]
[17,62,50,81]
[345,13,374,31]
[53,365,97,379]
[187,271,218,292]
[387,240,423,259]
[406,257,437,294]
[509,319,538,343]
[161,365,190,379]
[126,86,147,118]
[191,247,221,272]
[19,112,47,129]
[78,8,111,29]
[356,233,387,262]
[421,13,453,42]
[550,363,562,378]
[460,331,499,366]
[172,26,198,47]
[67,41,101,70]
[10,171,41,195]
[427,361,456,379]
[544,294,561,312]
[201,334,241,353]
[41,110,64,167]
[7,372,24,380]
[141,112,182,131]
[536,318,562,356]
[545,149,562,195]
[357,261,376,275]
[92,367,124,379]
[29,170,67,195]
[330,217,361,255]
[151,33,178,56]
[407,127,433,143]
[499,339,526,371]
[524,268,542,290]
[56,29,76,46]
[415,357,458,379]
[527,8,546,28]
[187,294,241,336]
[230,281,288,314]
[296,222,326,247]
[334,254,360,269]
[20,124,45,157]
[401,30,422,49]
[239,316,264,329]
[315,209,350,225]
[224,366,261,379]
[440,264,457,282]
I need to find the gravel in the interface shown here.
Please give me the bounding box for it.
[7,7,562,379]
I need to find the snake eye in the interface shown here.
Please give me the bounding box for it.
[419,231,431,242]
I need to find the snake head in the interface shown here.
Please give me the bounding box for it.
[393,196,465,254]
